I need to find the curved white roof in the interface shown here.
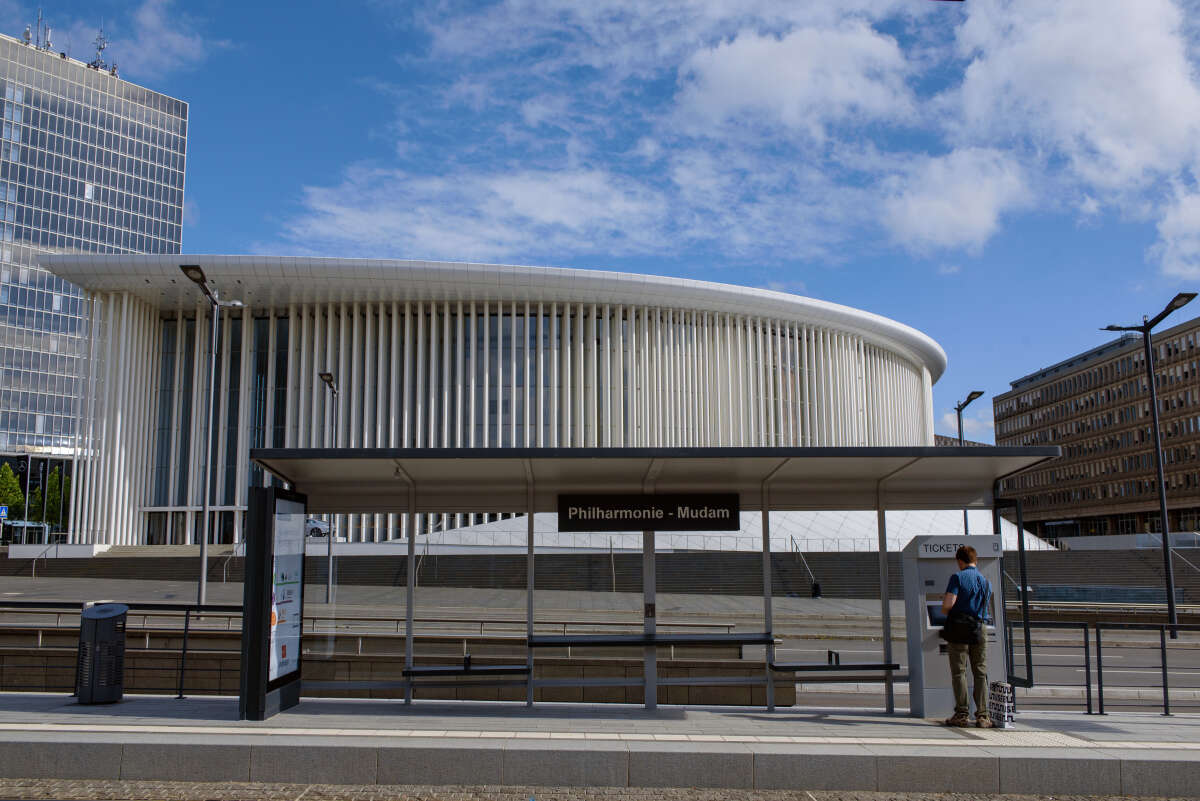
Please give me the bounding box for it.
[42,254,947,381]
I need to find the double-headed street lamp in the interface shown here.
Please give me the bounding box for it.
[955,390,985,534]
[318,371,338,604]
[1103,292,1197,635]
[180,265,244,607]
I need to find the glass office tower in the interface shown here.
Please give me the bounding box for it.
[0,30,186,516]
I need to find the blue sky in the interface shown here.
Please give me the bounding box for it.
[10,0,1200,441]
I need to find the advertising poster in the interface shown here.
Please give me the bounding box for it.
[268,498,305,682]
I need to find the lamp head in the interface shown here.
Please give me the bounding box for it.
[223,299,245,308]
[965,390,984,404]
[179,264,206,285]
[1168,292,1197,311]
[319,372,336,390]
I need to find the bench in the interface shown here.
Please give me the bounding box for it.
[770,662,899,673]
[401,655,529,677]
[527,632,776,648]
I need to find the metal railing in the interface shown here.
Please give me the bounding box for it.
[1005,620,1093,713]
[29,542,55,578]
[1006,616,1200,716]
[1095,622,1200,716]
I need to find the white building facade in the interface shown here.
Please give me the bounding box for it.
[43,256,946,546]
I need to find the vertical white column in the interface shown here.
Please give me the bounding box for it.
[468,301,476,448]
[390,301,401,446]
[536,302,544,447]
[481,301,489,448]
[283,305,297,447]
[295,307,309,450]
[589,304,599,447]
[214,312,233,524]
[166,316,184,532]
[442,301,451,449]
[510,301,517,448]
[574,304,584,447]
[523,301,531,447]
[234,311,253,535]
[403,302,413,448]
[616,306,625,447]
[310,307,324,449]
[186,302,206,542]
[415,302,425,448]
[263,309,277,472]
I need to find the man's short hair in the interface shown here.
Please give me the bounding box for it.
[956,545,977,564]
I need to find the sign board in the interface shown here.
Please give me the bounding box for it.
[268,496,305,683]
[917,539,1003,558]
[240,486,307,721]
[558,493,740,532]
[0,506,6,519]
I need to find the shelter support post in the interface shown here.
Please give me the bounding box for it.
[525,462,535,707]
[404,487,416,704]
[761,487,775,711]
[877,502,894,714]
[643,528,656,710]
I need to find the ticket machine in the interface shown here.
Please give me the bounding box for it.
[902,535,1007,718]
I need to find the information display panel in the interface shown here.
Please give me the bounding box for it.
[240,486,307,720]
[268,496,306,685]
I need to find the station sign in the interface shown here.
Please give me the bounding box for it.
[558,493,740,532]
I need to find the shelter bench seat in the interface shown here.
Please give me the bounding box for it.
[402,663,529,677]
[528,632,776,648]
[769,661,899,673]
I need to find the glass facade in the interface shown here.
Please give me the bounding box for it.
[0,33,186,455]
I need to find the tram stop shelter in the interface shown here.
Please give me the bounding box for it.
[244,445,1059,720]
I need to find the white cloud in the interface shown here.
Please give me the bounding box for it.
[51,0,230,81]
[676,22,914,139]
[954,0,1200,193]
[940,409,994,439]
[278,166,669,261]
[883,148,1028,253]
[1153,188,1200,278]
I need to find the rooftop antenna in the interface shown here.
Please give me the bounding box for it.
[89,25,108,70]
[35,9,41,49]
[21,24,31,45]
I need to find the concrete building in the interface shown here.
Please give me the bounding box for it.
[0,27,186,531]
[993,315,1200,541]
[42,255,946,547]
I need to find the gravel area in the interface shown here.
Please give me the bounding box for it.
[0,780,1191,801]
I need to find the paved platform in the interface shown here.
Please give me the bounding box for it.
[0,693,1196,796]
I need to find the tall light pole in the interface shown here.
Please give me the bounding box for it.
[319,371,338,604]
[1104,292,1197,636]
[180,265,243,607]
[955,390,985,534]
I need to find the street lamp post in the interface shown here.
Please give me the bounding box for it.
[180,265,243,607]
[955,390,985,534]
[1104,292,1197,636]
[319,371,338,604]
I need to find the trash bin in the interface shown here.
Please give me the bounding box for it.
[76,603,128,704]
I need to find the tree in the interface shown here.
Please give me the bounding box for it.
[61,473,70,530]
[27,486,43,523]
[0,463,23,520]
[45,467,62,529]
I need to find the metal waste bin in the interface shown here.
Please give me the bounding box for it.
[76,603,128,704]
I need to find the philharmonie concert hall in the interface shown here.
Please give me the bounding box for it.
[41,255,1039,550]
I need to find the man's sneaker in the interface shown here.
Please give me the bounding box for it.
[943,713,970,727]
[975,716,995,729]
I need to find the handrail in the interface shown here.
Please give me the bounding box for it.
[1171,548,1200,580]
[789,536,816,584]
[30,542,55,578]
[220,542,245,583]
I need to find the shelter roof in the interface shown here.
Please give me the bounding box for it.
[250,446,1059,515]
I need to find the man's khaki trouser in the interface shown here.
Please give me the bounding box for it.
[948,640,988,718]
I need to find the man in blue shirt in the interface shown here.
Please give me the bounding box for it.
[941,545,993,727]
